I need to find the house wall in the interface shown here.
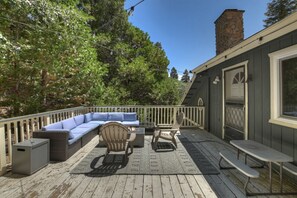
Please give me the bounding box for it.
[185,29,297,163]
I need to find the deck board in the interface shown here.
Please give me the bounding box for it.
[0,129,296,198]
[160,175,174,198]
[143,175,153,198]
[168,175,184,198]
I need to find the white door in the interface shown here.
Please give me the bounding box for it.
[222,62,248,140]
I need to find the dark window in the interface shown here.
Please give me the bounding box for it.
[281,56,297,118]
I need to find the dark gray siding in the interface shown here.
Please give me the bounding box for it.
[183,29,297,163]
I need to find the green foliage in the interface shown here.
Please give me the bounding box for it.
[152,78,181,105]
[264,0,297,27]
[170,67,179,79]
[81,0,177,105]
[0,0,182,117]
[0,0,106,116]
[181,69,190,83]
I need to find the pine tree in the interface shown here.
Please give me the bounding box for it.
[264,0,297,27]
[170,67,179,79]
[181,69,190,83]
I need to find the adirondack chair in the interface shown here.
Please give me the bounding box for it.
[151,112,185,150]
[100,122,136,162]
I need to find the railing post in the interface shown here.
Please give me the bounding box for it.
[0,123,7,175]
[43,115,51,126]
[173,107,177,125]
[202,107,205,129]
[144,107,147,123]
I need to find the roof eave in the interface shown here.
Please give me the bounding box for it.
[192,11,297,75]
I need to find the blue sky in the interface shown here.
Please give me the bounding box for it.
[125,0,271,77]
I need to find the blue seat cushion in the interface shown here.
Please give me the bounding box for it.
[62,118,77,130]
[74,115,85,125]
[68,128,94,144]
[122,121,140,126]
[42,122,63,131]
[45,129,69,132]
[88,121,106,126]
[71,127,92,136]
[124,113,137,121]
[85,113,93,123]
[68,133,82,145]
[108,113,124,121]
[76,123,101,129]
[93,113,108,121]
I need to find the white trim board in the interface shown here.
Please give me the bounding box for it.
[222,61,249,140]
[269,44,297,129]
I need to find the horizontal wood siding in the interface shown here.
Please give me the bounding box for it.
[187,29,297,163]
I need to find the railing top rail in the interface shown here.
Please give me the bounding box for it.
[0,106,85,123]
[88,105,202,108]
[0,105,205,123]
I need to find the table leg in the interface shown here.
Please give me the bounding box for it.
[237,149,240,159]
[280,162,283,193]
[269,162,272,193]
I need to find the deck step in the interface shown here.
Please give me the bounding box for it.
[219,151,259,178]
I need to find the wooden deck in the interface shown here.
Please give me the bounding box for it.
[0,129,296,198]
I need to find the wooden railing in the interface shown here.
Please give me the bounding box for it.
[0,105,204,175]
[88,106,204,128]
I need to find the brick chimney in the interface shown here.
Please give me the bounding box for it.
[215,9,244,55]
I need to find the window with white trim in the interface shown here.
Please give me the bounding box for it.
[269,44,297,129]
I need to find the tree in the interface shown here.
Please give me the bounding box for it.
[0,0,106,116]
[170,67,179,79]
[81,0,176,105]
[152,78,181,105]
[264,0,297,27]
[0,0,181,117]
[181,69,190,83]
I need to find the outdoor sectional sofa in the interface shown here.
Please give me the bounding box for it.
[33,112,139,161]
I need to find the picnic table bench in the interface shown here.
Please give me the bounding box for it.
[219,150,259,195]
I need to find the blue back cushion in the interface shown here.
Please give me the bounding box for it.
[93,113,108,121]
[42,122,63,131]
[74,115,84,125]
[108,113,124,121]
[62,118,77,130]
[124,113,137,121]
[85,113,93,123]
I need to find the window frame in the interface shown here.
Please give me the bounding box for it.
[269,44,297,129]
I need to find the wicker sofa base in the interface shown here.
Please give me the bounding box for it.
[33,127,99,161]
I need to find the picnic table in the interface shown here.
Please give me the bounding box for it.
[230,140,296,195]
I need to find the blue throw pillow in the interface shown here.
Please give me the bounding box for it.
[74,115,85,125]
[124,113,137,121]
[42,122,63,131]
[85,113,93,123]
[93,113,108,121]
[62,118,77,130]
[108,113,124,121]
